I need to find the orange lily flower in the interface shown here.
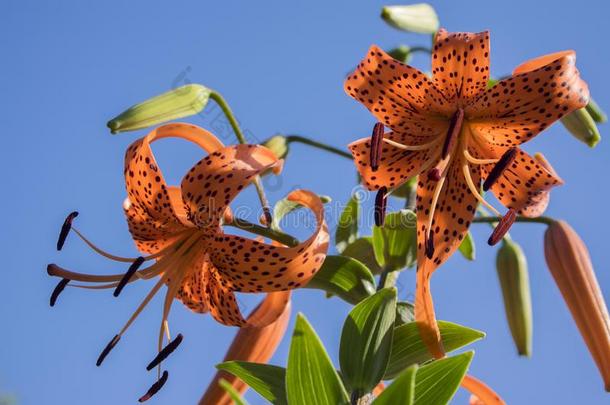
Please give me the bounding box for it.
[345,29,589,358]
[48,123,329,400]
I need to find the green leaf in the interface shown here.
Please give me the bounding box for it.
[413,352,474,405]
[336,194,360,253]
[218,378,250,405]
[287,314,349,405]
[217,361,287,405]
[372,210,417,271]
[385,321,484,379]
[340,288,397,393]
[395,301,415,326]
[458,232,476,261]
[305,256,375,305]
[272,195,331,230]
[342,237,383,274]
[373,365,417,405]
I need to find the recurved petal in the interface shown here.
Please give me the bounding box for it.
[208,189,329,293]
[518,152,562,218]
[205,270,247,327]
[467,51,589,147]
[199,292,291,405]
[124,123,224,254]
[432,29,491,102]
[345,45,451,135]
[461,375,506,405]
[348,131,438,191]
[181,144,281,229]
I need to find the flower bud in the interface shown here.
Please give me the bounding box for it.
[262,135,289,159]
[107,84,211,134]
[380,4,439,34]
[387,45,412,64]
[544,221,610,391]
[560,107,601,148]
[496,239,532,356]
[586,97,607,123]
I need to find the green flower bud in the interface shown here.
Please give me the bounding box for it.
[107,84,211,134]
[560,107,601,148]
[387,45,412,64]
[381,4,439,34]
[496,239,532,357]
[586,97,607,123]
[262,135,289,159]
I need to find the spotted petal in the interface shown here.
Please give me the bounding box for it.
[208,189,329,293]
[467,51,589,147]
[432,29,490,103]
[205,268,247,327]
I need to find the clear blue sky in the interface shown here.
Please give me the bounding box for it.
[2,0,609,404]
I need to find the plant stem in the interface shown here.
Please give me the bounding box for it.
[472,215,554,226]
[378,269,399,290]
[224,217,299,247]
[409,46,432,54]
[285,135,352,159]
[210,91,272,223]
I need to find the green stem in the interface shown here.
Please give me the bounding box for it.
[224,217,299,247]
[472,215,554,226]
[378,269,399,291]
[285,135,352,159]
[409,46,432,54]
[210,91,272,222]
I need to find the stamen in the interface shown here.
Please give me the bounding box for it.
[462,164,501,217]
[114,257,145,297]
[483,147,517,191]
[442,108,464,159]
[57,211,78,251]
[146,334,183,371]
[138,370,169,403]
[50,278,70,307]
[382,136,441,151]
[96,334,120,366]
[47,263,142,283]
[425,230,435,259]
[463,149,500,165]
[370,123,384,172]
[427,168,441,181]
[374,187,388,226]
[488,209,517,246]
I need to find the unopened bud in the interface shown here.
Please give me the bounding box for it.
[262,135,289,159]
[496,239,532,356]
[586,97,607,123]
[387,45,412,64]
[107,84,211,134]
[381,4,439,34]
[560,107,601,148]
[544,220,610,391]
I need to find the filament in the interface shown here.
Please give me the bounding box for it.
[462,163,501,217]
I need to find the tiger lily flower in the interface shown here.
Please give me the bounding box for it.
[48,123,329,401]
[345,29,589,358]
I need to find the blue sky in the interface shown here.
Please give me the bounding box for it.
[2,0,609,404]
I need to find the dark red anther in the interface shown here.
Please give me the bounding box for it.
[370,123,385,172]
[442,108,464,159]
[374,187,388,227]
[427,168,441,181]
[488,209,517,246]
[50,278,69,307]
[146,334,184,371]
[483,148,517,191]
[114,257,145,297]
[138,370,169,402]
[97,334,121,367]
[425,231,435,259]
[57,211,79,251]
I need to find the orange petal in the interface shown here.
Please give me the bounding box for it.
[208,189,329,293]
[517,152,562,218]
[344,45,452,135]
[181,144,280,229]
[123,123,224,254]
[467,51,589,146]
[461,374,506,405]
[348,132,436,191]
[205,268,247,327]
[199,292,291,405]
[432,29,490,103]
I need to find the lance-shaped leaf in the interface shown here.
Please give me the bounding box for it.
[372,365,417,405]
[385,321,484,379]
[305,256,375,305]
[395,301,415,326]
[413,352,474,405]
[336,194,360,253]
[216,361,287,405]
[458,232,476,261]
[340,288,397,394]
[342,237,383,274]
[372,210,417,271]
[287,314,349,405]
[218,378,251,405]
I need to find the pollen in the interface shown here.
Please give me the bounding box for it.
[374,186,388,226]
[370,122,384,172]
[483,148,517,191]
